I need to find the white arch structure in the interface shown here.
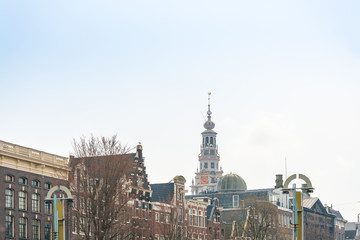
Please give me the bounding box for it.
[45,185,73,200]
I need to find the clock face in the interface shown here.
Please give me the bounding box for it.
[201,176,209,184]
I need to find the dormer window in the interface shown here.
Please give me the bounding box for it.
[19,177,28,185]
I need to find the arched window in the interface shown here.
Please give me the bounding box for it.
[44,222,51,240]
[19,217,27,239]
[206,137,209,146]
[19,191,27,210]
[32,180,40,188]
[19,177,28,185]
[31,194,40,212]
[45,201,52,214]
[32,219,40,240]
[5,175,14,182]
[5,189,14,208]
[5,215,14,237]
[210,137,213,145]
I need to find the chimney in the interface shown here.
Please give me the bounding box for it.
[275,174,283,188]
[136,144,143,160]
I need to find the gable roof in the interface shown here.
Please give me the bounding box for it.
[327,207,345,220]
[302,197,328,215]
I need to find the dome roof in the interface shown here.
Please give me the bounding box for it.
[217,173,247,192]
[204,120,215,130]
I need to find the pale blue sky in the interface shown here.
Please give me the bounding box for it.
[1,1,360,221]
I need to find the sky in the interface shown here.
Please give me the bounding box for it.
[1,1,360,222]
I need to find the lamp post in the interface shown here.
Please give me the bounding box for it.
[281,174,314,240]
[45,185,73,240]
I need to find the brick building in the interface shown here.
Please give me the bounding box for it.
[0,140,69,240]
[151,176,225,240]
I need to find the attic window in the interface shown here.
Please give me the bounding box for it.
[32,180,40,188]
[19,177,28,185]
[5,175,14,182]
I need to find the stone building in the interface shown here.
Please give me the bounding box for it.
[0,140,70,240]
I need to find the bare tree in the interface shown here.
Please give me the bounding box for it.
[70,135,135,240]
[223,198,279,240]
[242,199,278,240]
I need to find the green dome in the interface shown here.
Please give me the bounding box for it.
[217,173,247,192]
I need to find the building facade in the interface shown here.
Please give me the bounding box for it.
[151,176,225,240]
[0,140,69,240]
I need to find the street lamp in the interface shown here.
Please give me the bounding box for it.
[281,174,314,240]
[45,185,74,240]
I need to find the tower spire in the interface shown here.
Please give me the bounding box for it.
[207,92,212,120]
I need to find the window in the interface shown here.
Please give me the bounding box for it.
[19,177,28,185]
[19,217,27,239]
[5,189,14,208]
[199,211,204,227]
[194,210,198,226]
[204,150,209,155]
[189,210,192,226]
[178,208,183,222]
[233,195,239,208]
[45,222,51,240]
[5,174,15,182]
[32,194,40,212]
[204,162,208,168]
[45,201,52,214]
[32,180,40,187]
[72,216,77,233]
[6,215,14,237]
[44,183,51,190]
[155,213,159,222]
[210,149,215,155]
[211,162,215,168]
[32,219,40,240]
[19,191,27,210]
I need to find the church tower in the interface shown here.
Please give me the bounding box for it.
[190,93,223,195]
